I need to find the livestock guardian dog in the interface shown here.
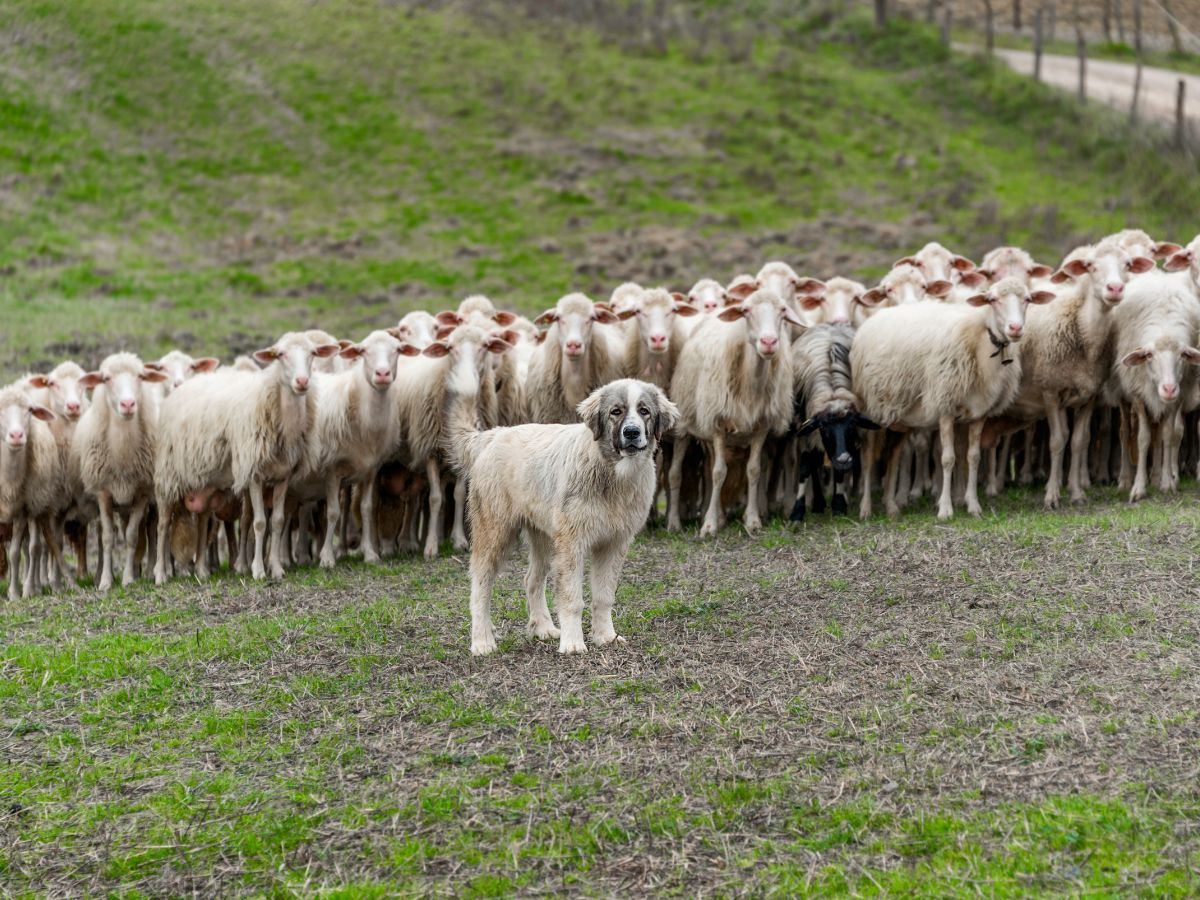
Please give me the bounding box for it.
[446,368,678,655]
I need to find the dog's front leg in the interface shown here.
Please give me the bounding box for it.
[589,538,629,648]
[554,538,587,654]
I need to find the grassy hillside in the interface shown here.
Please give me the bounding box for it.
[1,0,1198,376]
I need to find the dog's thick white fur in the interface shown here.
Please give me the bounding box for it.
[446,366,678,655]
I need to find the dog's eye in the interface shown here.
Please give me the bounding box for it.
[638,406,650,417]
[610,407,622,417]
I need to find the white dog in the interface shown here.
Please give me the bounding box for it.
[445,363,677,655]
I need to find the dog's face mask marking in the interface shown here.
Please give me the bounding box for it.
[578,380,679,459]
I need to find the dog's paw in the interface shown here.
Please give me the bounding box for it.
[471,635,498,656]
[592,632,625,648]
[558,637,588,655]
[527,618,560,641]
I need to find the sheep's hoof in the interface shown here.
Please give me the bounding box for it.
[666,519,682,533]
[423,546,439,561]
[452,536,469,551]
[967,505,983,517]
[743,516,762,535]
[471,635,497,656]
[251,565,266,581]
[98,576,113,592]
[1043,496,1060,511]
[698,522,718,539]
[593,632,625,648]
[788,499,806,523]
[121,573,135,587]
[936,507,953,521]
[527,618,560,640]
[831,495,848,516]
[269,564,285,580]
[1129,490,1147,503]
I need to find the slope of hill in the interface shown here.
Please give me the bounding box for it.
[0,0,1196,374]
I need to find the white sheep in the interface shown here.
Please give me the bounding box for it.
[148,350,220,393]
[394,311,441,349]
[669,288,803,536]
[851,278,1055,519]
[73,353,169,590]
[894,241,979,285]
[863,263,954,307]
[524,293,621,425]
[686,278,727,314]
[793,276,881,327]
[153,332,339,583]
[614,287,698,390]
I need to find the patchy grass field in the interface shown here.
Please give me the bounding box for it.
[3,486,1200,894]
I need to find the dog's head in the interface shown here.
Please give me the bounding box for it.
[577,379,679,459]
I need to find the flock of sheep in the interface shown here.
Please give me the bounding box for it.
[2,227,1199,600]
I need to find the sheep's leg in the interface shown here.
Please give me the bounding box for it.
[235,494,251,575]
[320,474,342,569]
[832,468,848,516]
[965,419,985,516]
[1131,401,1151,502]
[700,435,727,538]
[1160,410,1179,494]
[293,503,312,566]
[525,530,558,640]
[267,480,289,579]
[987,434,1007,497]
[936,417,956,520]
[667,434,690,532]
[423,458,443,560]
[1172,409,1184,491]
[222,519,236,569]
[358,474,381,564]
[249,481,268,580]
[743,430,768,534]
[26,528,43,596]
[153,499,171,585]
[38,517,72,591]
[1017,428,1034,486]
[451,477,469,551]
[69,521,88,581]
[590,538,629,648]
[1118,403,1134,491]
[894,442,912,510]
[1043,399,1067,509]
[910,431,930,500]
[882,435,906,518]
[553,537,587,654]
[97,491,116,592]
[7,517,25,601]
[121,499,148,587]
[194,511,211,580]
[858,430,877,519]
[1068,402,1093,504]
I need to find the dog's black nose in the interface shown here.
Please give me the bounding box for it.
[622,425,641,441]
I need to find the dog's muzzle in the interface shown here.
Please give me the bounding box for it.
[618,423,648,454]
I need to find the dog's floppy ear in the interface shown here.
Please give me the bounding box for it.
[576,388,606,441]
[648,387,680,440]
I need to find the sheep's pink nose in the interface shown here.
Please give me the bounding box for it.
[1106,282,1124,299]
[759,336,779,354]
[565,340,583,355]
[8,429,24,444]
[830,316,849,325]
[294,375,309,390]
[119,399,136,415]
[1007,323,1023,338]
[65,402,81,416]
[649,333,667,349]
[1161,383,1179,399]
[374,367,393,382]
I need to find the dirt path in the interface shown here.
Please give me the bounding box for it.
[985,46,1200,124]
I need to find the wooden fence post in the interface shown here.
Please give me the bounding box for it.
[1114,0,1125,43]
[1130,0,1143,124]
[1075,0,1086,104]
[1176,79,1187,150]
[942,6,952,44]
[984,0,995,54]
[1047,0,1057,42]
[927,0,936,23]
[875,0,888,28]
[1013,0,1022,31]
[1034,8,1044,81]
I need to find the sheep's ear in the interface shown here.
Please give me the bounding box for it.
[670,292,687,304]
[534,309,558,327]
[314,343,340,359]
[422,341,451,358]
[1128,256,1155,274]
[1122,348,1153,366]
[616,308,637,321]
[1029,290,1056,305]
[958,271,987,289]
[799,294,825,311]
[795,277,825,295]
[339,344,366,360]
[191,357,220,373]
[893,256,919,268]
[254,347,280,364]
[926,279,953,298]
[79,371,106,389]
[651,391,680,440]
[1153,242,1183,260]
[386,326,406,340]
[492,310,516,326]
[498,329,521,346]
[854,413,882,430]
[593,307,620,324]
[576,390,605,441]
[1049,269,1073,284]
[140,368,169,382]
[29,405,54,422]
[1184,347,1200,365]
[143,362,166,372]
[27,375,51,389]
[337,339,355,350]
[798,417,820,436]
[1163,250,1193,272]
[726,281,757,301]
[435,324,456,339]
[397,342,421,357]
[952,255,976,271]
[975,267,995,282]
[484,337,513,354]
[673,302,699,316]
[965,293,991,307]
[717,305,746,322]
[436,311,462,327]
[782,307,808,330]
[1062,258,1092,278]
[1028,263,1055,279]
[861,288,887,306]
[534,331,549,344]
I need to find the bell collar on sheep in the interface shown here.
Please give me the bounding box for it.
[986,328,1013,366]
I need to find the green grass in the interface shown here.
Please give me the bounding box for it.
[1,1,1198,376]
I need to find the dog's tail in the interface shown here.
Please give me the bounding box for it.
[442,356,483,477]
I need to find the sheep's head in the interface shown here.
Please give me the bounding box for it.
[718,288,805,359]
[1056,241,1154,306]
[422,322,514,393]
[962,277,1055,343]
[863,264,952,307]
[1122,335,1200,403]
[754,261,803,304]
[0,386,53,451]
[796,277,880,326]
[1108,228,1181,263]
[533,293,618,360]
[343,330,420,390]
[255,332,341,396]
[79,353,166,420]
[799,407,879,473]
[626,287,697,355]
[27,361,88,422]
[608,283,646,318]
[687,278,726,314]
[895,242,977,287]
[976,246,1054,286]
[394,311,440,349]
[146,350,220,392]
[1164,236,1200,292]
